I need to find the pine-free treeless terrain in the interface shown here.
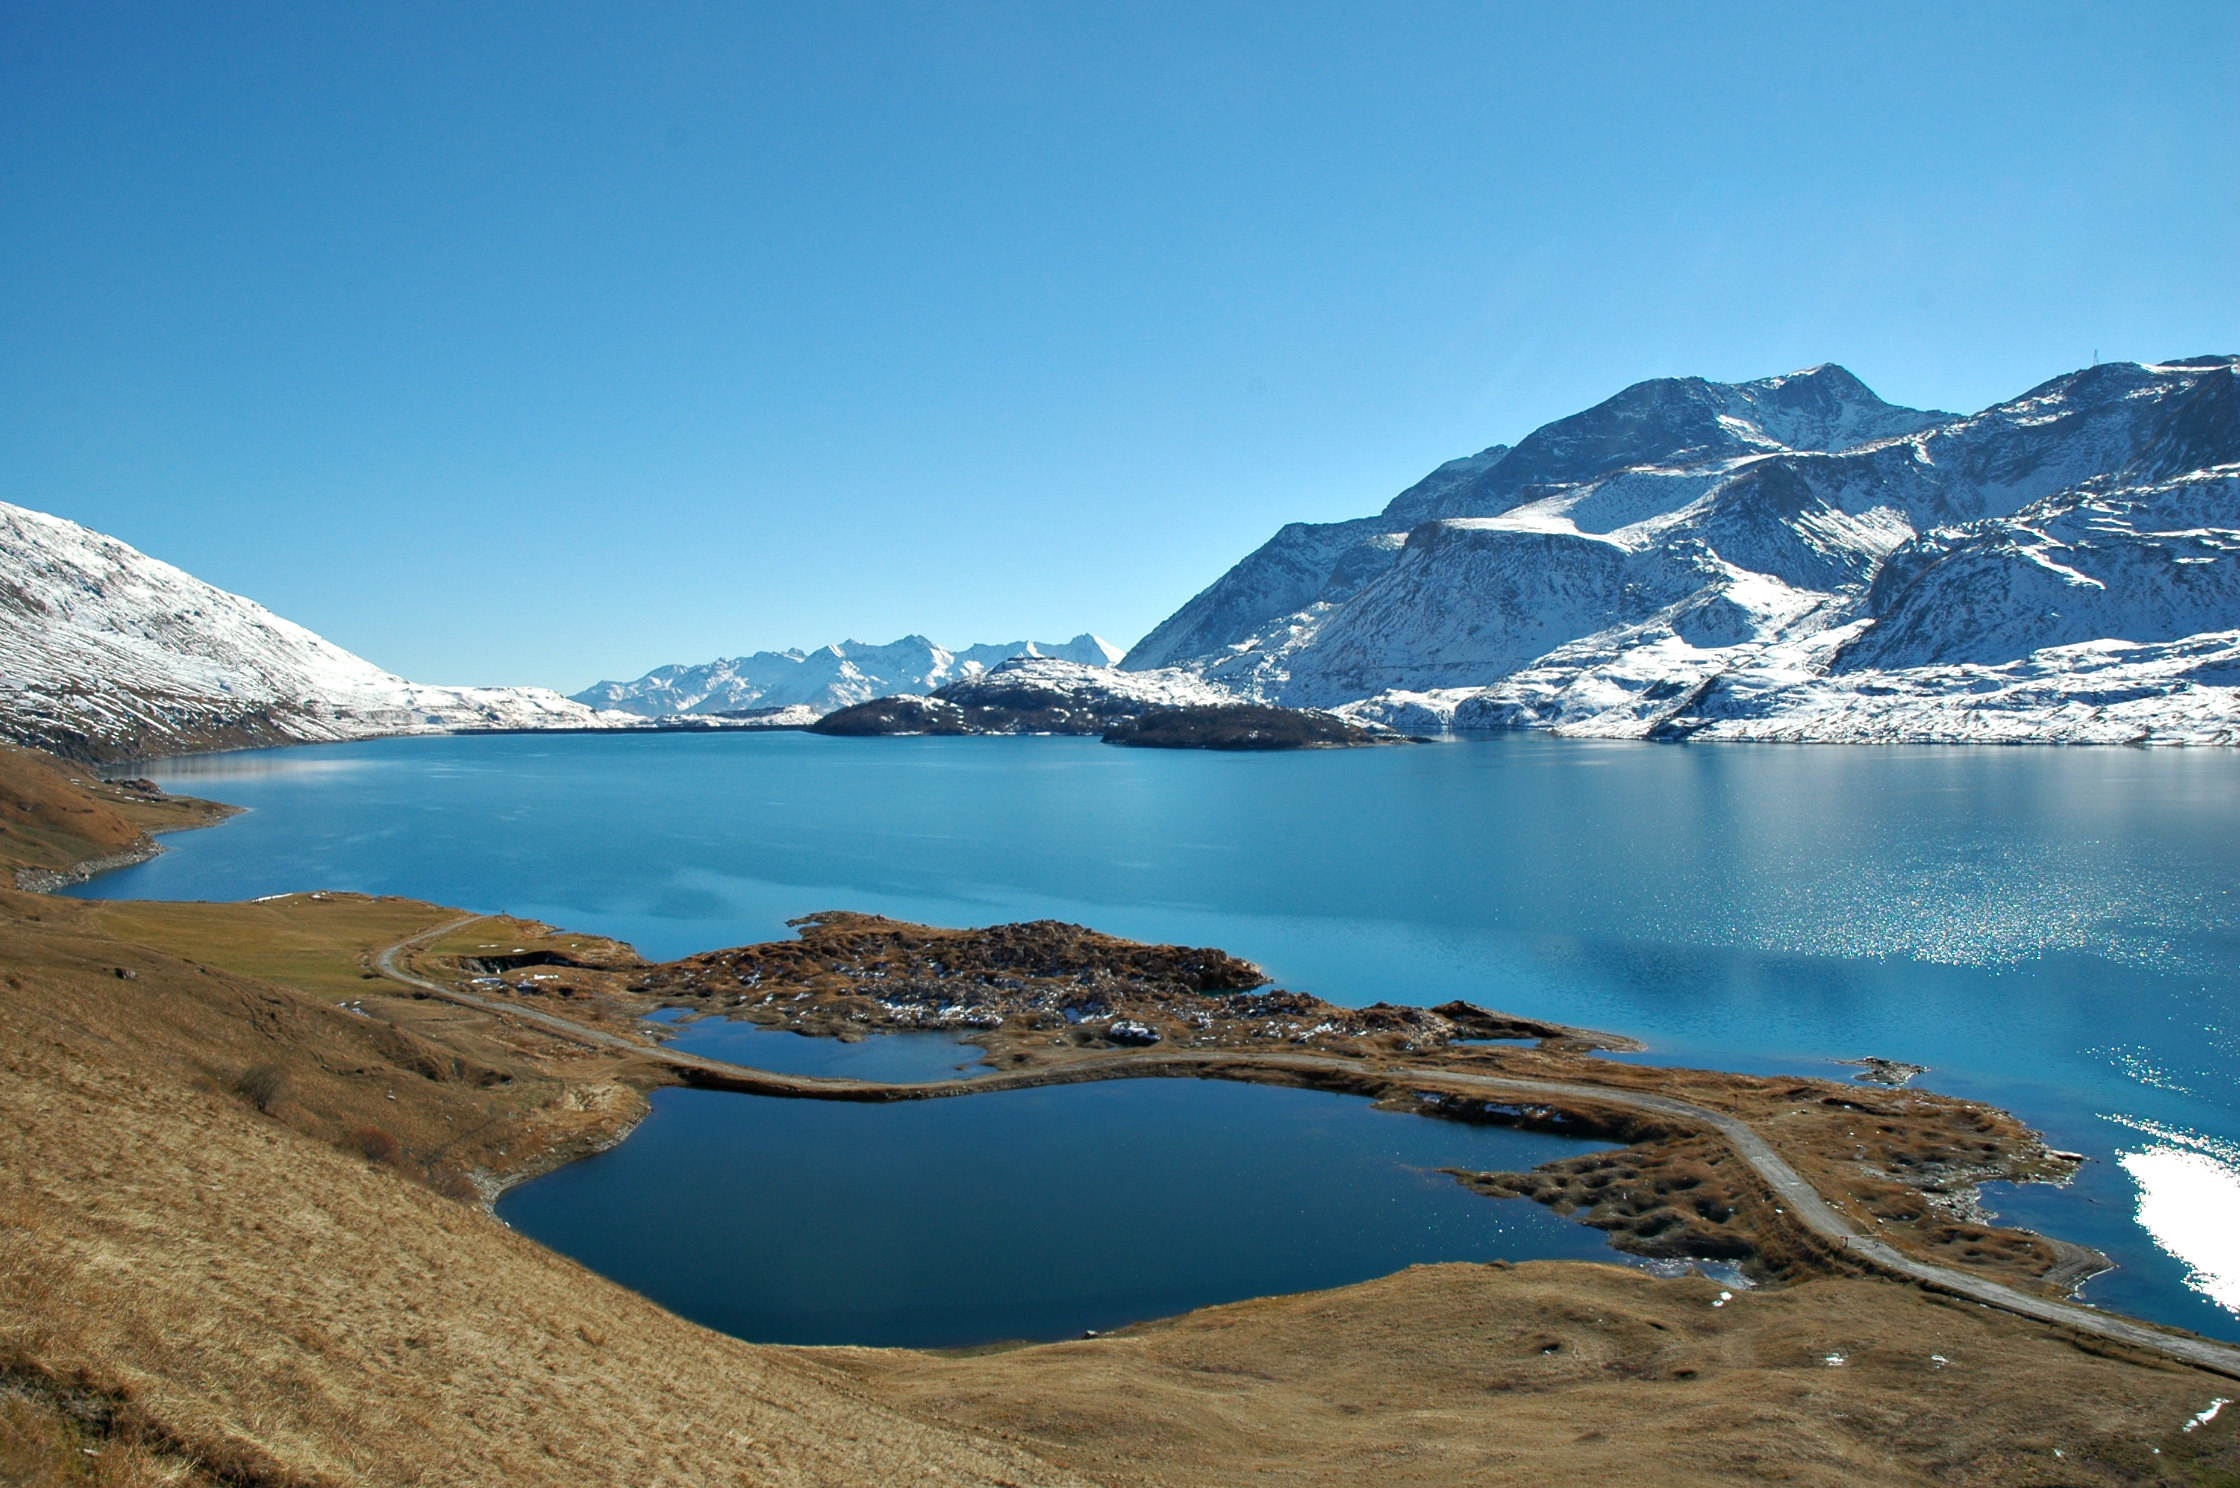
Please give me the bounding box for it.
[0,743,234,891]
[4,747,2240,1485]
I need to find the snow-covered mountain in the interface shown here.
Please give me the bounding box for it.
[576,634,1127,718]
[1126,358,2240,744]
[0,501,627,760]
[811,655,1235,736]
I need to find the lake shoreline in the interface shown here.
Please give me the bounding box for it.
[384,906,2115,1315]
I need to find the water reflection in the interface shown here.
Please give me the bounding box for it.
[498,1079,1626,1347]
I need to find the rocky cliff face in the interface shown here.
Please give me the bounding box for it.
[0,502,624,760]
[1126,358,2240,744]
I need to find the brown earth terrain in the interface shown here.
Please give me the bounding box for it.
[4,743,2239,1484]
[0,743,236,891]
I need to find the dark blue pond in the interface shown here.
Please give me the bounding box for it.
[75,730,2240,1342]
[494,1079,1623,1347]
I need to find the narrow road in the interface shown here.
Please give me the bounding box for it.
[375,917,2240,1381]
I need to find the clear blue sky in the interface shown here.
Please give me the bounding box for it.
[3,3,2234,691]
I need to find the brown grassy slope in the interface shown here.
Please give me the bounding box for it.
[0,1385,212,1488]
[0,744,234,887]
[0,895,1086,1487]
[847,1262,2240,1488]
[1,891,665,1206]
[76,893,645,1006]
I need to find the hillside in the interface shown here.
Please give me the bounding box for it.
[1127,359,2240,743]
[0,501,625,761]
[0,743,235,890]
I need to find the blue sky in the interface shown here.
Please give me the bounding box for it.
[3,3,2234,691]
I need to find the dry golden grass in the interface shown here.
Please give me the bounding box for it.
[76,895,477,1003]
[847,1262,2240,1487]
[0,897,1090,1487]
[0,1385,212,1487]
[0,744,231,883]
[0,889,670,1208]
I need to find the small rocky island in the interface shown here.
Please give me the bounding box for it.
[809,657,1403,747]
[809,655,1218,736]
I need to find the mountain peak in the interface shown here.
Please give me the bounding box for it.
[1381,364,1950,526]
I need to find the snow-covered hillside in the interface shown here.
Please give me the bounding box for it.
[0,501,627,760]
[1127,358,2240,744]
[811,655,1237,736]
[936,655,1230,715]
[576,634,1127,718]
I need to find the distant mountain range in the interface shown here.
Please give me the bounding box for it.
[572,634,1126,719]
[1123,357,2240,743]
[0,501,623,761]
[2,354,2231,760]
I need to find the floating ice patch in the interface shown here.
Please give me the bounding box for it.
[2120,1145,2240,1314]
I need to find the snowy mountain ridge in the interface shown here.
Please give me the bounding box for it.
[575,633,1127,718]
[1127,357,2240,744]
[0,501,628,760]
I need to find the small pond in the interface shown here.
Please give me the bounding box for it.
[497,1077,1626,1347]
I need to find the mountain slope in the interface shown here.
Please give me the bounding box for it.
[1127,366,1952,673]
[0,501,625,760]
[1128,358,2240,743]
[576,633,1127,718]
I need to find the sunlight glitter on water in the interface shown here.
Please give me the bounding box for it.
[2122,1145,2240,1314]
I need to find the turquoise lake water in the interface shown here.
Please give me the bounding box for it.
[80,730,2240,1343]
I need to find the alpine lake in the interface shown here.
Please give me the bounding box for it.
[73,730,2240,1348]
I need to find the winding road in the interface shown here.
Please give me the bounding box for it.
[377,916,2240,1381]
